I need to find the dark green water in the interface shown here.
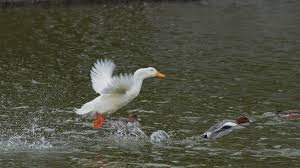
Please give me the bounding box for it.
[0,0,300,167]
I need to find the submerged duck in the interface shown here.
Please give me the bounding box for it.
[105,113,140,126]
[109,114,146,137]
[277,110,300,120]
[201,116,251,140]
[75,59,165,128]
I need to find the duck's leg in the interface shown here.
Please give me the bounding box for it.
[92,112,104,128]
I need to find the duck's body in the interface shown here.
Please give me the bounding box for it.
[278,110,300,120]
[75,59,165,128]
[76,90,139,116]
[201,116,251,139]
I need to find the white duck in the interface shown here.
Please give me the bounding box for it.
[75,59,165,128]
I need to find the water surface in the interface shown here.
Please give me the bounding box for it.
[0,1,300,167]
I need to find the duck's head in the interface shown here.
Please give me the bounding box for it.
[134,67,165,80]
[128,114,138,123]
[235,116,250,125]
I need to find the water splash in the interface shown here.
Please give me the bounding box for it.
[150,130,170,144]
[107,119,170,144]
[0,117,53,151]
[108,119,147,139]
[0,135,52,151]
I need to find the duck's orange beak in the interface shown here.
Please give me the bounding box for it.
[155,71,165,78]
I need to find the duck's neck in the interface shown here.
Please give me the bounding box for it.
[126,76,144,98]
[133,77,144,93]
[129,68,149,97]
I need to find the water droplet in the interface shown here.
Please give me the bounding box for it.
[150,130,169,144]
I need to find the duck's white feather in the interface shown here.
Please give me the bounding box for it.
[75,99,96,115]
[101,73,134,94]
[91,59,116,94]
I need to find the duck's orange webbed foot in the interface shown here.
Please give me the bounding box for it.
[92,113,104,128]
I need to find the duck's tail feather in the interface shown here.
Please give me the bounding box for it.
[75,101,95,115]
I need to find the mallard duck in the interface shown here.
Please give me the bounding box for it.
[201,116,251,139]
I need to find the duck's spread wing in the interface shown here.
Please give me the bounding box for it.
[90,59,116,94]
[202,120,237,139]
[101,73,134,94]
[205,120,232,133]
[216,122,237,132]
